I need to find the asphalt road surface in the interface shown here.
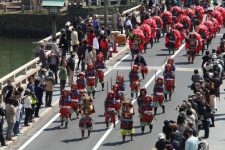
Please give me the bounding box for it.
[11,29,225,150]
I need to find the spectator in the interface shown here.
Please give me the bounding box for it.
[66,52,76,86]
[117,12,124,34]
[13,99,21,136]
[23,90,32,126]
[0,105,7,146]
[65,25,72,52]
[51,38,60,55]
[191,69,202,84]
[77,41,87,71]
[38,44,48,68]
[30,91,37,123]
[93,34,100,53]
[93,15,100,33]
[59,34,69,57]
[78,26,85,43]
[86,30,95,46]
[71,27,80,52]
[125,15,133,30]
[45,71,55,107]
[48,51,60,84]
[85,46,96,65]
[5,98,16,141]
[162,120,172,140]
[34,79,44,117]
[1,80,14,104]
[185,128,198,150]
[59,61,68,90]
[155,133,166,150]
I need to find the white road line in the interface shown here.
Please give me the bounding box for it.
[18,52,131,150]
[18,113,60,150]
[92,43,185,150]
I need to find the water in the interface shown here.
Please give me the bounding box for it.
[0,37,40,78]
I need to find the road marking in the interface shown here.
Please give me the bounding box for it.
[17,51,131,150]
[18,113,60,150]
[92,44,185,150]
[108,66,201,72]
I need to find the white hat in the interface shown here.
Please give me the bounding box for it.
[158,133,165,139]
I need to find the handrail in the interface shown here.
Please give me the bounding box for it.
[122,4,141,16]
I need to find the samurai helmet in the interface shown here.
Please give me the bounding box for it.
[156,76,164,83]
[107,91,114,97]
[117,74,124,82]
[88,63,94,69]
[71,83,78,90]
[140,88,147,95]
[167,58,174,64]
[145,95,152,101]
[132,65,139,70]
[97,52,104,61]
[79,71,85,77]
[165,64,172,71]
[112,84,119,91]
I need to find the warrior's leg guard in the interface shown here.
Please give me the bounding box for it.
[191,56,195,63]
[130,133,134,141]
[169,93,172,100]
[92,91,95,98]
[122,135,126,142]
[162,105,165,113]
[102,83,104,91]
[141,126,145,134]
[106,122,109,128]
[65,122,68,128]
[61,117,64,126]
[88,130,91,137]
[211,114,215,127]
[113,122,116,128]
[164,94,167,101]
[81,130,85,139]
[188,56,191,63]
[131,92,134,98]
[142,73,145,79]
[149,124,153,132]
[154,107,157,115]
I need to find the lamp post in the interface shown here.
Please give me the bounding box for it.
[48,7,60,39]
[104,0,108,27]
[42,0,64,40]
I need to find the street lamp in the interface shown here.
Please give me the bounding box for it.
[42,0,64,40]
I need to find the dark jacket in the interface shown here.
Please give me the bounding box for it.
[134,56,147,66]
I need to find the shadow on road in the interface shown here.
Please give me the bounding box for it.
[103,141,126,146]
[175,62,190,65]
[214,113,225,117]
[92,128,107,132]
[44,126,61,131]
[94,121,105,125]
[62,137,84,143]
[156,54,169,56]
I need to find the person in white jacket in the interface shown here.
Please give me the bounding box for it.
[23,90,32,126]
[71,28,79,52]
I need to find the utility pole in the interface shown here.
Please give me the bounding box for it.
[104,0,108,27]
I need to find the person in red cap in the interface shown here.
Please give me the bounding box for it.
[70,83,81,119]
[59,90,71,128]
[104,91,116,128]
[153,76,165,115]
[129,65,140,98]
[163,64,175,101]
[85,63,96,98]
[95,52,106,91]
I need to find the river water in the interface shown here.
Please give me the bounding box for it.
[0,37,40,78]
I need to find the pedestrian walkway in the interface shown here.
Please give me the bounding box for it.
[0,41,129,150]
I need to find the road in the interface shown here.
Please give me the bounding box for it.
[10,29,224,150]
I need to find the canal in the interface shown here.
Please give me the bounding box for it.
[0,37,40,78]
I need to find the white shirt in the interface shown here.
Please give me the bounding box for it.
[126,19,133,29]
[23,96,32,109]
[93,37,99,50]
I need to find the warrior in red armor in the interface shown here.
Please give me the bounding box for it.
[134,53,148,79]
[163,64,175,101]
[79,93,95,139]
[59,90,71,128]
[116,74,126,91]
[85,63,96,98]
[104,91,117,128]
[112,84,125,119]
[153,76,165,115]
[129,65,140,98]
[167,58,176,71]
[95,52,106,91]
[186,33,200,63]
[120,100,135,142]
[70,83,81,119]
[76,72,87,96]
[166,30,177,55]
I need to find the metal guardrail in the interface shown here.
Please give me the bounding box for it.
[0,4,141,100]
